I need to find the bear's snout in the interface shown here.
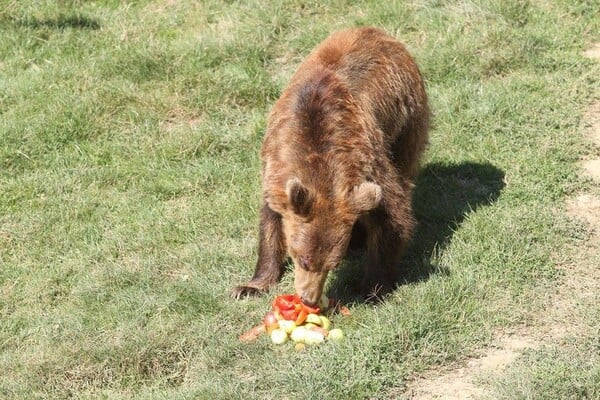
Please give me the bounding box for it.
[294,267,329,307]
[300,296,318,307]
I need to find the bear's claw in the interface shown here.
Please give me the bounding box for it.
[231,285,262,300]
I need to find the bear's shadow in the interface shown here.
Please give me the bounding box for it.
[328,161,506,303]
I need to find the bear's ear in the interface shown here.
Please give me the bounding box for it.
[286,177,314,216]
[349,181,382,213]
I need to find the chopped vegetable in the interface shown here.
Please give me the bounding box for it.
[294,309,308,325]
[239,293,347,346]
[305,330,325,345]
[328,328,344,341]
[305,313,322,325]
[272,294,320,323]
[270,328,288,344]
[239,324,266,343]
[319,316,331,330]
[309,326,329,337]
[318,293,330,310]
[290,326,308,343]
[278,320,297,334]
[339,305,352,316]
[263,311,279,333]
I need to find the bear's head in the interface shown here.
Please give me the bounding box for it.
[269,176,381,305]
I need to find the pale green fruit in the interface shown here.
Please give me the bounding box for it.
[319,316,331,330]
[290,326,308,343]
[270,328,288,345]
[305,313,322,325]
[328,328,344,341]
[304,330,325,345]
[278,320,297,334]
[318,293,329,310]
[304,322,318,329]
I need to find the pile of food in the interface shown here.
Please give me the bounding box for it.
[240,293,348,348]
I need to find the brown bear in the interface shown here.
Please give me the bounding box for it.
[232,27,429,305]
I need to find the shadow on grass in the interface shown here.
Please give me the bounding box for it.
[7,14,101,30]
[329,161,506,303]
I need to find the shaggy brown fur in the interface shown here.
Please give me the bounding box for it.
[232,27,429,305]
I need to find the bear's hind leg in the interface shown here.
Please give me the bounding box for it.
[360,207,413,301]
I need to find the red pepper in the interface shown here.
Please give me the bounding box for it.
[279,308,298,321]
[295,309,308,325]
[272,294,321,321]
[272,294,298,311]
[301,303,320,315]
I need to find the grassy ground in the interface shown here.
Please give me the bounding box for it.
[1,1,598,399]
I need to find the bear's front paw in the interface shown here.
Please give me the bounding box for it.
[231,284,262,300]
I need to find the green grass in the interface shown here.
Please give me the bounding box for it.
[1,1,599,399]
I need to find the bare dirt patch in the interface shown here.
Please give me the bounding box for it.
[581,43,600,180]
[583,100,600,148]
[581,99,600,182]
[582,158,600,180]
[566,194,600,230]
[406,368,488,399]
[583,42,600,60]
[405,335,538,400]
